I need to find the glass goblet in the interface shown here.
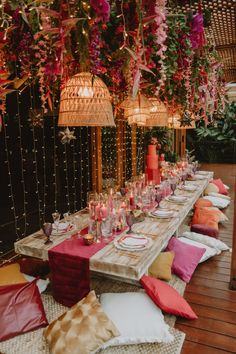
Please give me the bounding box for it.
[170,179,177,195]
[42,222,53,245]
[155,190,162,208]
[52,212,61,233]
[126,211,135,234]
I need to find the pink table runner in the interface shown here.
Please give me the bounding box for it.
[48,231,112,307]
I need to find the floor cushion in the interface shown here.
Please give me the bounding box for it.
[0,263,28,286]
[140,275,197,319]
[204,183,219,195]
[0,280,48,341]
[205,207,229,223]
[148,251,175,281]
[191,208,221,231]
[211,178,228,195]
[99,292,173,348]
[178,237,219,262]
[194,198,213,208]
[182,231,230,252]
[203,196,230,209]
[44,290,120,354]
[191,224,219,238]
[166,237,205,283]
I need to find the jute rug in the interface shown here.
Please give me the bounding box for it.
[0,275,186,354]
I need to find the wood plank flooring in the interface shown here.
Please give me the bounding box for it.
[176,163,236,353]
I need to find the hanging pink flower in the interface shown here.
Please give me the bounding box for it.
[90,0,110,23]
[190,13,206,50]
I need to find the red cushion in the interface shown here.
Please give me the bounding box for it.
[212,179,228,195]
[166,237,206,283]
[191,224,219,238]
[140,275,197,319]
[0,280,48,341]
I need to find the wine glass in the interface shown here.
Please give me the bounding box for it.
[181,172,187,185]
[120,187,126,197]
[170,179,177,195]
[155,189,162,208]
[52,212,61,233]
[126,211,135,234]
[42,222,53,245]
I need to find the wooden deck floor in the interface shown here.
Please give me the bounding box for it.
[176,163,236,354]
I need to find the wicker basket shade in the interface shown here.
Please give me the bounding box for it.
[145,98,169,127]
[168,113,196,129]
[58,72,115,126]
[120,94,152,126]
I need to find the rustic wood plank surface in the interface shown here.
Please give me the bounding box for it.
[176,163,236,354]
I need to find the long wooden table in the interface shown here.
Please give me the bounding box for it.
[14,172,213,282]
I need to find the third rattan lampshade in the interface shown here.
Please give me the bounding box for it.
[145,97,169,127]
[58,72,115,126]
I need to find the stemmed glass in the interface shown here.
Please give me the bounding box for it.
[42,222,53,245]
[126,210,135,234]
[181,172,187,185]
[170,178,177,195]
[52,212,61,233]
[155,189,162,208]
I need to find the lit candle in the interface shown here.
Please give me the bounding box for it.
[129,193,135,208]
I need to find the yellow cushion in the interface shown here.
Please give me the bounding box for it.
[204,183,219,195]
[44,290,120,354]
[0,263,28,286]
[148,251,175,281]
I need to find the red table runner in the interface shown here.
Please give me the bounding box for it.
[48,233,110,307]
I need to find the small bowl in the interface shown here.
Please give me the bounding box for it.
[83,234,94,246]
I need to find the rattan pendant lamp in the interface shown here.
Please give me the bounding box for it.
[120,93,152,126]
[58,72,115,126]
[145,97,169,127]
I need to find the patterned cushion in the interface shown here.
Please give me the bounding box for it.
[148,251,175,281]
[0,263,28,286]
[44,290,120,354]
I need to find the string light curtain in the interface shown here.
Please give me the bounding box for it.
[58,72,115,127]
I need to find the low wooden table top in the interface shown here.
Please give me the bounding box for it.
[15,172,213,281]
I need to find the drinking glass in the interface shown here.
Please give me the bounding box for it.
[52,212,61,233]
[170,179,177,195]
[181,172,187,185]
[126,211,135,234]
[155,189,162,208]
[42,222,53,245]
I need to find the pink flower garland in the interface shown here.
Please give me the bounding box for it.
[154,0,168,95]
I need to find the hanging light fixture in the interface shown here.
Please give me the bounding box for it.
[168,111,196,129]
[145,97,169,127]
[58,72,115,126]
[120,94,152,126]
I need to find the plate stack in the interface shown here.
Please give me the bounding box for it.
[151,209,177,219]
[114,234,152,251]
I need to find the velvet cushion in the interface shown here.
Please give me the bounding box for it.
[18,257,50,277]
[140,275,197,319]
[0,280,48,341]
[191,208,221,231]
[44,290,120,354]
[194,198,213,208]
[204,183,219,195]
[148,251,175,281]
[190,224,219,238]
[0,263,28,286]
[166,237,205,283]
[212,178,228,195]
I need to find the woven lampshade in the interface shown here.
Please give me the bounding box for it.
[145,98,169,127]
[58,72,115,126]
[120,94,152,126]
[168,112,196,129]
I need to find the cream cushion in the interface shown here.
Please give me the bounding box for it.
[204,183,219,195]
[44,291,120,354]
[100,292,174,348]
[182,231,230,252]
[203,196,230,209]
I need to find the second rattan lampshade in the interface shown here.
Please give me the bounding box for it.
[58,72,115,126]
[120,94,152,126]
[145,97,169,127]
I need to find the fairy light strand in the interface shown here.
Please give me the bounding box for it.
[63,143,71,212]
[71,136,78,212]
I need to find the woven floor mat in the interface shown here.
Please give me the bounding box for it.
[0,275,186,354]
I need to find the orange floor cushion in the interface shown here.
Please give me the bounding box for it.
[194,198,213,208]
[191,207,221,231]
[0,263,28,286]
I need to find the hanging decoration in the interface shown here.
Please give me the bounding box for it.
[59,127,76,144]
[145,97,169,127]
[120,94,153,126]
[178,111,195,128]
[29,108,44,128]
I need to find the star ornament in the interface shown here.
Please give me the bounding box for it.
[59,127,76,144]
[178,111,194,127]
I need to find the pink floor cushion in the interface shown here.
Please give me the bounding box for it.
[211,179,228,195]
[140,275,197,319]
[166,237,206,283]
[0,280,48,341]
[191,224,219,238]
